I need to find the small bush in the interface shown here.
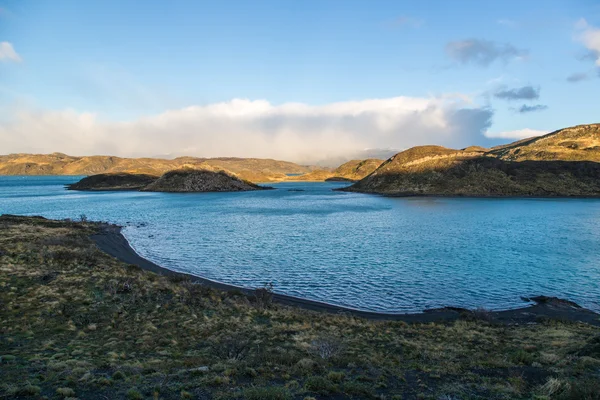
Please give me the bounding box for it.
[57,387,76,397]
[511,349,535,365]
[126,388,144,400]
[206,375,230,386]
[342,381,376,397]
[243,386,292,400]
[0,355,16,363]
[253,282,274,309]
[112,370,126,380]
[555,378,600,400]
[304,376,338,394]
[327,371,345,383]
[20,384,41,396]
[310,335,342,360]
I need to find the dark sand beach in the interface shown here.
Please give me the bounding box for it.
[92,224,600,326]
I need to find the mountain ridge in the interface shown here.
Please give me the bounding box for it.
[0,153,314,183]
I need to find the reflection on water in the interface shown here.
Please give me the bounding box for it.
[1,176,600,313]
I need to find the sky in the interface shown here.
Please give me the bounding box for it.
[1,0,600,164]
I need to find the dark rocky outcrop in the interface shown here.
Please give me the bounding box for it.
[325,177,355,182]
[66,173,158,191]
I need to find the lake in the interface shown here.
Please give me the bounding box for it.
[1,175,599,313]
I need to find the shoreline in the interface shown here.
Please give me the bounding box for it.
[335,187,600,199]
[91,225,600,326]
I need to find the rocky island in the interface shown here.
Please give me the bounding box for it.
[141,168,272,192]
[68,169,272,193]
[342,123,600,197]
[66,173,158,191]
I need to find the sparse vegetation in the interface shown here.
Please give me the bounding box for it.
[1,215,599,399]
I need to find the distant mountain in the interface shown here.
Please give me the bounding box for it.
[0,153,313,183]
[342,123,600,197]
[292,159,384,182]
[312,148,399,168]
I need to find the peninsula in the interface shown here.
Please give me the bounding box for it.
[342,123,600,197]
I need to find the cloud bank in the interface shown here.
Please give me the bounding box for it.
[577,19,600,66]
[0,96,495,163]
[445,39,528,67]
[0,42,21,62]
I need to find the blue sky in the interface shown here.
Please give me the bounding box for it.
[1,0,599,162]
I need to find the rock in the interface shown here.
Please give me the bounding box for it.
[530,296,582,308]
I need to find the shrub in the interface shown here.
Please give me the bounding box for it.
[207,375,230,386]
[555,378,600,400]
[511,349,535,365]
[20,384,41,396]
[57,387,76,397]
[243,386,292,400]
[112,370,126,380]
[126,388,144,400]
[310,335,342,360]
[0,355,16,363]
[327,371,345,383]
[253,282,274,308]
[304,376,338,394]
[211,331,251,361]
[342,381,376,397]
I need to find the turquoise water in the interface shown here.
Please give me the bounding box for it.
[1,175,600,313]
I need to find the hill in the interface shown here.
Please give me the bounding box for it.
[0,153,312,183]
[141,169,271,192]
[490,123,600,162]
[66,173,158,191]
[343,124,600,197]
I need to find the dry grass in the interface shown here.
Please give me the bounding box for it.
[0,215,599,399]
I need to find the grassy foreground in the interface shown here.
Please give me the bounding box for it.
[1,216,599,400]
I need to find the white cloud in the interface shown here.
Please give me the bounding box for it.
[0,96,494,163]
[484,128,547,140]
[576,19,600,66]
[0,42,21,62]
